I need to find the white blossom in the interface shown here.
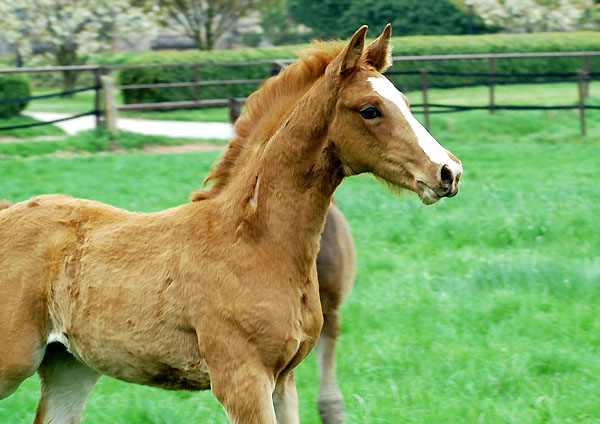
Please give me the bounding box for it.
[472,0,594,32]
[0,0,159,60]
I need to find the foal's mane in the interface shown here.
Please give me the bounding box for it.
[190,42,346,202]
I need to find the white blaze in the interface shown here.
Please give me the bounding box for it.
[367,76,461,175]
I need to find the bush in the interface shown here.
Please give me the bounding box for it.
[289,0,491,39]
[118,31,600,104]
[0,70,31,118]
[118,46,299,105]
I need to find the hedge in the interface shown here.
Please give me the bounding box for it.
[118,31,600,104]
[0,70,31,118]
[387,31,600,90]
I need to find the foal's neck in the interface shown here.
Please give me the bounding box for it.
[221,76,343,275]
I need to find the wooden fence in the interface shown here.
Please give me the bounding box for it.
[0,51,599,135]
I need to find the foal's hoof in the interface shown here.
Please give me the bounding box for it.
[318,395,345,424]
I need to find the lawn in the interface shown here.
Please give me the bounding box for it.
[0,129,225,158]
[0,103,599,423]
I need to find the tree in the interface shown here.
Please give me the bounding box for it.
[471,0,594,32]
[254,0,312,46]
[287,0,353,39]
[0,1,158,91]
[156,0,278,50]
[344,0,488,37]
[288,0,488,39]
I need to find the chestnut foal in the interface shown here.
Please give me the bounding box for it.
[0,24,461,423]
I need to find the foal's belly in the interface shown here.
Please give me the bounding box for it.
[64,327,212,391]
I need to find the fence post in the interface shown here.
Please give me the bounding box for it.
[193,64,200,102]
[271,62,282,77]
[489,58,496,115]
[100,75,118,133]
[582,55,590,98]
[94,67,102,129]
[577,70,586,136]
[420,69,430,131]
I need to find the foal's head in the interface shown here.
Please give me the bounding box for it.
[327,25,462,205]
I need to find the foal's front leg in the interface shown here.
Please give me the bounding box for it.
[273,372,299,424]
[210,359,277,424]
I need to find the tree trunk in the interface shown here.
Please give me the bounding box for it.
[204,6,214,50]
[55,41,82,95]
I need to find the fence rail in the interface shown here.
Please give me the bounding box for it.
[0,51,598,135]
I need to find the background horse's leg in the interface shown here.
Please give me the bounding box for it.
[34,343,100,424]
[315,203,356,424]
[273,371,299,424]
[316,309,345,424]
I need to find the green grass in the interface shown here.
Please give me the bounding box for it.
[0,82,599,423]
[0,115,65,138]
[418,81,598,108]
[0,129,224,158]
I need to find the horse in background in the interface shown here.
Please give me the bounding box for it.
[0,24,461,424]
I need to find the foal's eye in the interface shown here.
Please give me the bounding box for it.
[359,106,381,120]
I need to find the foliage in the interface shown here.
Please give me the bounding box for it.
[155,0,277,50]
[118,31,600,104]
[385,31,600,91]
[0,1,158,91]
[472,0,595,32]
[117,44,297,104]
[288,0,489,39]
[0,72,31,118]
[287,0,353,40]
[253,0,312,46]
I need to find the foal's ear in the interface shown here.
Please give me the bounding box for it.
[366,23,392,72]
[333,25,368,76]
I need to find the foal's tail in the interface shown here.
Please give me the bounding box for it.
[0,200,12,211]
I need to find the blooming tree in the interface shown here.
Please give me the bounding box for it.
[156,0,277,50]
[471,0,594,32]
[0,0,158,90]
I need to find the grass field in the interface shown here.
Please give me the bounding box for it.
[0,87,599,423]
[0,129,225,158]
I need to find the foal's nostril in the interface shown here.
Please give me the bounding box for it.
[440,164,454,187]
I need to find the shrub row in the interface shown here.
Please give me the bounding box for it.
[118,45,298,105]
[387,31,600,90]
[0,70,31,118]
[118,31,600,104]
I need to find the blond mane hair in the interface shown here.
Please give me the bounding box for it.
[190,42,347,202]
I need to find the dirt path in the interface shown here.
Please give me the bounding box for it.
[141,143,225,154]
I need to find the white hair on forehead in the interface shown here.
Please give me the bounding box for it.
[366,76,461,174]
